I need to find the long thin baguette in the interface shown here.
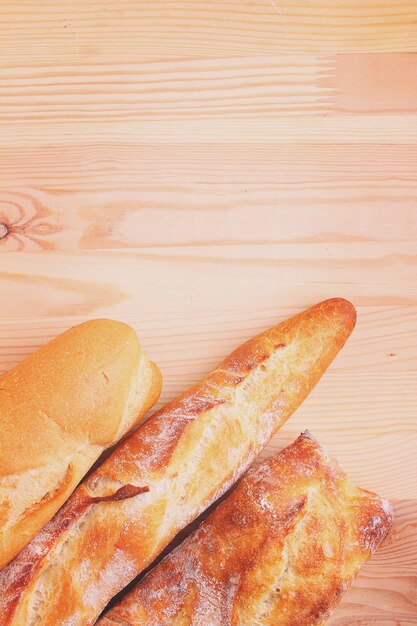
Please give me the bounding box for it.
[100,432,393,626]
[0,319,161,569]
[0,298,356,626]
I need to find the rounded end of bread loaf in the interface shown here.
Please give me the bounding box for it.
[0,318,161,569]
[114,347,163,441]
[310,298,357,349]
[0,318,161,474]
[320,298,357,331]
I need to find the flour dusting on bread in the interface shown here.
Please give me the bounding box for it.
[101,433,392,626]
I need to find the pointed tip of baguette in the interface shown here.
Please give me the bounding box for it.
[320,297,357,331]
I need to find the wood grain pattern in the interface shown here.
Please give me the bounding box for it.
[1,148,416,250]
[1,243,416,316]
[1,1,416,623]
[1,54,416,123]
[2,116,417,147]
[1,1,417,60]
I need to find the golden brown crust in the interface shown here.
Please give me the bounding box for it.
[0,319,161,569]
[101,432,393,626]
[0,299,356,626]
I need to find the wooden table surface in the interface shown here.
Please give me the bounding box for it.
[1,2,416,623]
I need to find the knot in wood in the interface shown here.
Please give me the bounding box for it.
[0,223,9,240]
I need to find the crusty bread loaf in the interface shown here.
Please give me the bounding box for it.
[0,319,161,569]
[100,432,393,626]
[0,298,356,626]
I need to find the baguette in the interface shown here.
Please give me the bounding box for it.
[0,319,161,568]
[100,432,393,626]
[0,298,356,625]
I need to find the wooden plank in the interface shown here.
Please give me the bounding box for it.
[335,53,417,113]
[0,55,336,122]
[2,116,417,148]
[1,1,417,61]
[1,143,416,188]
[1,145,416,251]
[0,304,416,376]
[0,244,416,316]
[1,54,416,123]
[0,195,416,251]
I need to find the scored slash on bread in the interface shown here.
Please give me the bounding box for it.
[0,298,356,626]
[0,319,161,570]
[100,432,393,626]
